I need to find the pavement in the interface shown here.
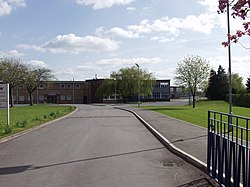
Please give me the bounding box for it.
[114,100,208,173]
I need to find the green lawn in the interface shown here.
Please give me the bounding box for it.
[0,104,76,138]
[142,100,250,128]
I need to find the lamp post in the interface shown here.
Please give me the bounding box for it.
[135,63,140,107]
[114,78,116,102]
[227,1,233,131]
[227,1,232,115]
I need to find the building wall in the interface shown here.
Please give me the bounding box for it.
[12,79,172,104]
[12,80,102,104]
[141,79,171,101]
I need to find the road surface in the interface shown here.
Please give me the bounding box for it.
[0,104,215,186]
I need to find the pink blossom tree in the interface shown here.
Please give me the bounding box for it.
[218,0,250,46]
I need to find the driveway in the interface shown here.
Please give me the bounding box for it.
[0,104,214,187]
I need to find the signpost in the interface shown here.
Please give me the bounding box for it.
[0,84,10,127]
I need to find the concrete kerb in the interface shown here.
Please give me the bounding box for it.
[0,107,78,144]
[115,107,207,173]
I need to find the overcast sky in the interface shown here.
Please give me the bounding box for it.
[0,0,249,84]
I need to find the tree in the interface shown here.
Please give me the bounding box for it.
[232,73,246,94]
[217,65,229,99]
[206,69,218,100]
[175,55,210,108]
[206,65,229,100]
[0,58,27,107]
[23,67,55,106]
[246,76,250,92]
[218,0,250,46]
[97,66,156,102]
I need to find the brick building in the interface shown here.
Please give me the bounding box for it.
[12,79,103,104]
[12,79,172,104]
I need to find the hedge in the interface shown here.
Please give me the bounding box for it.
[226,93,250,108]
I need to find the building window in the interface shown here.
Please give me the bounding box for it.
[161,93,169,98]
[75,84,80,89]
[39,84,44,89]
[153,93,160,98]
[67,84,71,89]
[66,95,72,101]
[39,95,44,101]
[60,84,65,89]
[160,82,169,88]
[61,95,66,101]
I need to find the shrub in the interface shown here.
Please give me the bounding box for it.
[226,93,250,108]
[31,116,41,122]
[3,125,12,134]
[15,120,28,128]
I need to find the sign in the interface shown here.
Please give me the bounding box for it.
[0,84,10,127]
[0,84,8,108]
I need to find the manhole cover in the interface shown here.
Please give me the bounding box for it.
[161,161,177,167]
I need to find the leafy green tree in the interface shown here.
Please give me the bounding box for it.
[232,73,245,94]
[23,67,55,106]
[175,55,210,108]
[206,65,228,100]
[217,65,229,99]
[97,66,156,102]
[0,58,27,107]
[206,69,217,100]
[246,77,250,93]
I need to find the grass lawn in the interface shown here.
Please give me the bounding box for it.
[142,100,250,128]
[0,104,76,138]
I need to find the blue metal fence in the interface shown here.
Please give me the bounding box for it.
[207,110,250,187]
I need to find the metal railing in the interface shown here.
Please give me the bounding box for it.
[207,110,250,187]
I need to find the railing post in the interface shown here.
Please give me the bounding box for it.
[207,110,211,174]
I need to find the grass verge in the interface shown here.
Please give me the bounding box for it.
[0,104,76,138]
[142,100,250,128]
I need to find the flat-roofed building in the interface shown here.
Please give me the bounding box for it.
[13,79,103,104]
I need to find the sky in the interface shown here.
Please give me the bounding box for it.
[0,0,250,85]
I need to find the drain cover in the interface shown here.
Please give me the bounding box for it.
[161,161,176,167]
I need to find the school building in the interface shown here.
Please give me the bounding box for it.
[12,79,173,104]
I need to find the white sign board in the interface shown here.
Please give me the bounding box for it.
[0,84,10,127]
[0,84,8,108]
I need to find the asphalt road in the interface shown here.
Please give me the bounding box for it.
[0,105,214,187]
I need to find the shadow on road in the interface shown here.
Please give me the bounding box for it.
[177,177,216,187]
[0,147,165,175]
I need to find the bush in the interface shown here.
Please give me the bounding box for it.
[31,116,41,122]
[226,93,250,108]
[3,125,12,134]
[15,120,28,128]
[49,112,56,117]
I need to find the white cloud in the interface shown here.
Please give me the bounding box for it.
[209,56,250,83]
[17,33,119,54]
[100,11,221,41]
[55,64,103,80]
[0,0,26,16]
[0,49,24,57]
[198,0,218,13]
[24,60,48,68]
[150,36,174,43]
[126,6,136,13]
[108,27,139,38]
[76,0,136,9]
[97,57,162,67]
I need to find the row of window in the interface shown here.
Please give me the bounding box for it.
[143,93,169,99]
[17,84,81,90]
[14,95,74,102]
[59,84,80,90]
[155,82,169,88]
